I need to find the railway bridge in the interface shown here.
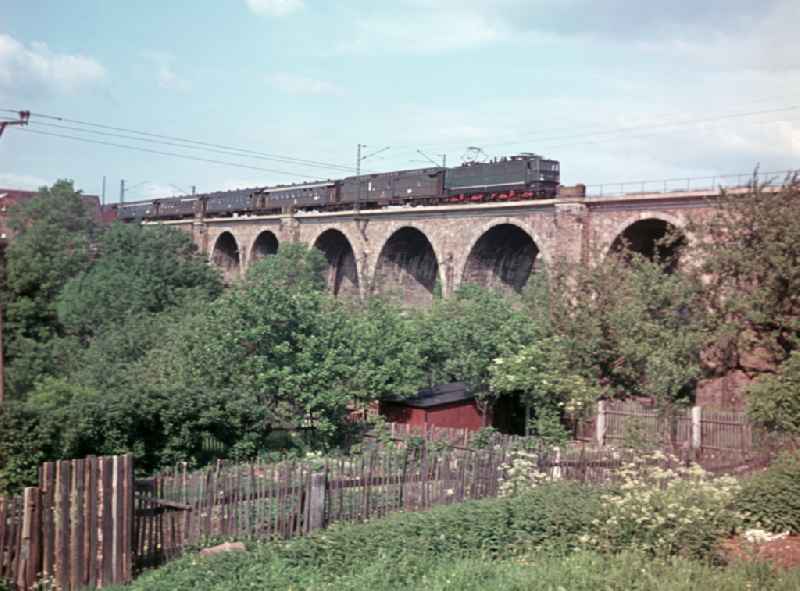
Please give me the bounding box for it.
[152,188,740,305]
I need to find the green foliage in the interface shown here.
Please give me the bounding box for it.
[2,180,97,395]
[539,252,707,405]
[590,452,742,559]
[57,223,222,338]
[0,401,45,493]
[688,176,800,360]
[412,285,537,396]
[747,351,800,434]
[341,297,425,408]
[110,548,800,591]
[490,335,599,432]
[108,484,800,591]
[735,452,800,534]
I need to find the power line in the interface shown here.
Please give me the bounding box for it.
[12,127,321,180]
[537,114,800,152]
[1,109,358,174]
[484,105,800,149]
[26,120,354,174]
[387,103,800,157]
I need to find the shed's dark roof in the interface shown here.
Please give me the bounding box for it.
[387,382,473,409]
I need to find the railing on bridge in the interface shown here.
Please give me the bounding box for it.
[584,168,795,199]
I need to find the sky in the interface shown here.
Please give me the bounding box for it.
[0,0,798,201]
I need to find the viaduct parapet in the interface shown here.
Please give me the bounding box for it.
[148,188,747,305]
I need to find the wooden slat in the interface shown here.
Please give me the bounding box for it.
[0,497,7,580]
[40,462,55,583]
[56,460,71,590]
[71,458,85,590]
[101,457,113,587]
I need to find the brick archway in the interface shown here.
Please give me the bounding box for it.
[210,231,242,282]
[312,228,361,298]
[248,230,279,267]
[456,219,550,291]
[598,211,690,263]
[372,225,444,305]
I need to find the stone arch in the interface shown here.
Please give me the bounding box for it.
[250,230,279,264]
[211,231,241,282]
[454,217,551,287]
[313,228,360,298]
[607,214,687,270]
[461,223,541,293]
[373,226,441,306]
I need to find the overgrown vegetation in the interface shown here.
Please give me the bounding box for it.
[735,452,800,534]
[2,176,800,494]
[109,481,800,591]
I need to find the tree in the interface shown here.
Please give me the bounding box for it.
[339,297,425,411]
[532,251,708,406]
[687,175,800,373]
[2,180,97,396]
[411,285,538,400]
[57,223,222,339]
[747,351,800,435]
[489,336,600,440]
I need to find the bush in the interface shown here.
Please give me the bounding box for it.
[111,483,601,591]
[589,452,741,559]
[274,480,601,575]
[735,452,800,534]
[747,351,800,435]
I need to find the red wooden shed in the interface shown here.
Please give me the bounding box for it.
[379,383,491,431]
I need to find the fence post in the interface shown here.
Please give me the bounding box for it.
[691,406,702,450]
[551,447,562,481]
[305,472,326,534]
[18,486,41,591]
[595,401,606,447]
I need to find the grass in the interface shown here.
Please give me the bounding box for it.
[108,481,800,591]
[115,547,800,591]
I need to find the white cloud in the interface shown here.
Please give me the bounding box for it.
[141,51,190,92]
[0,172,50,190]
[268,73,344,96]
[0,34,105,98]
[245,0,303,17]
[339,9,508,54]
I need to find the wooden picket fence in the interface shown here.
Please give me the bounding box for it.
[0,455,134,591]
[598,401,753,452]
[0,415,767,589]
[129,440,637,570]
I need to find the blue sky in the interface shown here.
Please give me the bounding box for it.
[1,0,798,200]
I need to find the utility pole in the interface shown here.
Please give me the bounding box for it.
[101,175,106,206]
[0,110,29,138]
[119,179,126,204]
[0,110,29,405]
[355,144,363,214]
[355,144,390,214]
[192,185,196,196]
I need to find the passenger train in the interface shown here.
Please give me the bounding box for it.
[116,153,564,221]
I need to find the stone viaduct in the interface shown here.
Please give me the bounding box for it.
[149,188,738,305]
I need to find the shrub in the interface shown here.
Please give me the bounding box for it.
[747,351,800,435]
[273,480,601,575]
[735,452,800,534]
[497,449,548,498]
[589,452,741,559]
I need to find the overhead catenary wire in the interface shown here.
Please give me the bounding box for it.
[386,103,800,159]
[12,127,322,180]
[26,120,357,174]
[0,109,359,174]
